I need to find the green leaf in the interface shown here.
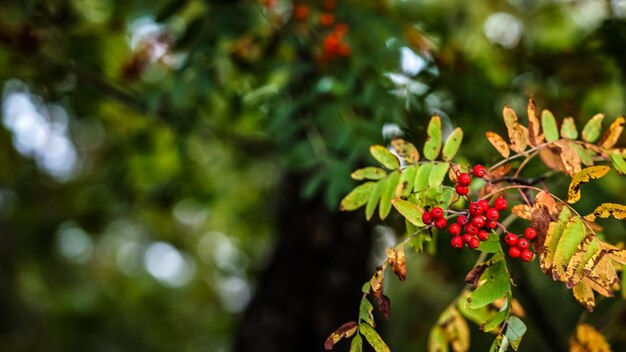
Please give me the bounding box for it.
[396,165,417,198]
[350,334,363,352]
[610,153,626,175]
[365,180,384,220]
[468,259,510,309]
[351,167,387,180]
[541,110,559,142]
[552,216,587,280]
[392,198,424,226]
[490,335,509,352]
[582,113,604,143]
[379,171,400,220]
[340,182,375,211]
[442,127,463,161]
[457,296,493,326]
[361,282,371,294]
[359,323,391,352]
[414,162,433,192]
[427,326,449,352]
[439,188,455,209]
[560,117,579,139]
[428,162,450,188]
[477,233,502,253]
[572,144,594,166]
[423,115,442,161]
[505,316,527,351]
[482,305,509,332]
[370,145,400,170]
[359,298,375,327]
[542,207,572,271]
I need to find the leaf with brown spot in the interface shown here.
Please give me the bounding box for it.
[527,97,543,146]
[584,203,626,222]
[534,191,557,215]
[429,305,470,352]
[351,167,387,181]
[423,115,442,161]
[573,281,596,312]
[569,324,611,352]
[564,236,600,288]
[386,246,407,281]
[582,113,605,143]
[555,140,582,176]
[511,204,532,220]
[324,321,358,350]
[539,145,567,173]
[560,117,579,139]
[369,266,390,319]
[583,251,619,297]
[359,323,391,352]
[485,131,510,158]
[540,207,571,274]
[567,166,611,204]
[484,163,512,182]
[503,105,528,153]
[599,116,625,149]
[572,143,595,166]
[391,138,420,163]
[395,165,417,198]
[552,216,587,281]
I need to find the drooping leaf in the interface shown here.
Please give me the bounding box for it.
[540,207,572,272]
[341,182,375,211]
[359,297,375,327]
[584,203,626,222]
[370,145,400,170]
[359,323,391,352]
[442,127,463,161]
[386,246,407,281]
[504,316,527,351]
[365,180,384,220]
[392,198,424,226]
[599,116,625,149]
[481,305,509,332]
[414,162,433,191]
[610,153,626,175]
[429,162,450,188]
[573,281,595,312]
[555,140,581,176]
[569,324,611,352]
[567,166,611,204]
[485,131,511,158]
[552,216,587,281]
[351,167,387,180]
[379,171,400,219]
[541,109,559,142]
[324,321,358,350]
[581,113,604,143]
[424,115,442,160]
[503,106,528,153]
[527,97,543,146]
[369,266,391,319]
[467,257,510,309]
[430,305,470,352]
[350,334,363,352]
[428,326,449,352]
[391,138,420,163]
[560,117,579,139]
[395,165,417,198]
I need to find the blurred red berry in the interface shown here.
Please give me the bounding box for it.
[504,233,519,246]
[455,185,469,196]
[431,207,444,219]
[458,173,471,186]
[521,249,534,262]
[508,246,521,258]
[494,197,507,211]
[449,223,461,236]
[485,208,499,221]
[435,217,448,230]
[472,164,486,178]
[525,228,537,241]
[451,236,464,248]
[319,13,335,27]
[294,4,309,21]
[323,0,336,10]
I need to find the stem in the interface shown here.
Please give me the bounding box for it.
[488,143,550,173]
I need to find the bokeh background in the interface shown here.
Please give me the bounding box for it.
[1,0,626,351]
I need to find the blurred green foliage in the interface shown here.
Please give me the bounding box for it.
[0,0,626,351]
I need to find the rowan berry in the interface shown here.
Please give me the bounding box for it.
[478,199,490,211]
[520,249,534,262]
[469,202,483,216]
[422,212,433,225]
[517,238,529,250]
[472,164,486,178]
[494,197,508,211]
[477,230,489,241]
[525,228,537,241]
[465,224,479,236]
[451,236,464,248]
[449,223,462,236]
[319,13,335,27]
[294,4,309,21]
[462,233,473,244]
[504,233,518,246]
[468,237,480,249]
[430,207,444,219]
[485,220,498,229]
[455,185,469,196]
[485,208,499,221]
[457,215,469,226]
[434,217,448,230]
[472,216,485,228]
[457,173,471,186]
[508,246,521,258]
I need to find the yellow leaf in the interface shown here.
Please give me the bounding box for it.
[540,207,571,273]
[552,216,587,281]
[573,280,596,312]
[503,106,528,153]
[555,140,581,176]
[324,321,359,350]
[511,204,532,220]
[565,237,600,288]
[527,97,544,146]
[370,266,385,300]
[560,117,579,139]
[599,116,625,149]
[569,324,612,352]
[583,251,619,298]
[431,305,469,352]
[485,131,510,158]
[567,166,611,204]
[584,203,626,222]
[391,138,420,163]
[386,246,407,281]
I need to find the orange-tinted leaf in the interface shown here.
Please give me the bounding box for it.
[599,116,625,149]
[485,131,510,158]
[503,105,528,153]
[527,97,544,146]
[386,246,407,281]
[555,140,582,176]
[511,204,532,220]
[325,321,358,350]
[567,166,611,204]
[569,324,611,352]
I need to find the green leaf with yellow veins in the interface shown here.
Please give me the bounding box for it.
[423,115,442,161]
[396,165,416,197]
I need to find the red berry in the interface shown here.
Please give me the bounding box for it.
[468,237,480,249]
[431,207,444,219]
[435,217,448,230]
[494,197,508,211]
[455,185,469,196]
[469,202,483,216]
[525,228,537,241]
[472,216,485,228]
[473,164,486,178]
[517,238,529,250]
[294,4,309,21]
[462,233,473,244]
[485,208,500,221]
[504,233,519,246]
[457,173,472,186]
[451,236,464,248]
[465,224,479,236]
[478,199,490,211]
[422,212,433,225]
[477,230,489,241]
[457,215,469,226]
[485,220,498,229]
[520,249,534,262]
[449,223,462,236]
[508,246,521,258]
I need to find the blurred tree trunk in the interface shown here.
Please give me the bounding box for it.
[234,175,372,352]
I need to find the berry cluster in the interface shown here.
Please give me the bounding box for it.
[503,228,537,262]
